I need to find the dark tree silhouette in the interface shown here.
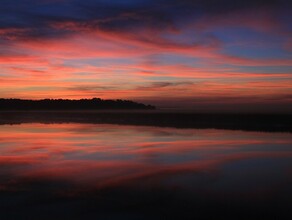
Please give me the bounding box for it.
[0,98,156,110]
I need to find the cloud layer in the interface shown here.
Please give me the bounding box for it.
[0,0,291,111]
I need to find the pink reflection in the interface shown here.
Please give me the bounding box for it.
[0,123,291,195]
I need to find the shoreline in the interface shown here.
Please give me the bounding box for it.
[1,111,291,132]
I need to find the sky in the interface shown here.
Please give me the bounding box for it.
[0,0,291,112]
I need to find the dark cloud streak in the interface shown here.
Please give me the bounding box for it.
[0,0,290,42]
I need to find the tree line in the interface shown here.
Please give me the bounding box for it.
[0,98,156,110]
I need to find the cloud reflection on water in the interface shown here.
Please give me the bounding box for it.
[0,123,291,219]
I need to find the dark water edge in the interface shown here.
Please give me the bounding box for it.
[0,110,292,132]
[1,187,290,220]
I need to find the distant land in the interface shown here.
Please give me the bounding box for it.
[0,111,291,132]
[0,98,156,110]
[1,98,292,132]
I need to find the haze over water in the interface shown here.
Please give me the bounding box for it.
[0,123,291,219]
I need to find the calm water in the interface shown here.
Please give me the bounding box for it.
[0,123,291,219]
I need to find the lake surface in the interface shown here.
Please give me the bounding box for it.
[0,123,291,219]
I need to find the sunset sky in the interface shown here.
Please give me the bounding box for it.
[0,0,291,112]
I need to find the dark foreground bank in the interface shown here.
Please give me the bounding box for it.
[1,186,290,220]
[0,111,292,132]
